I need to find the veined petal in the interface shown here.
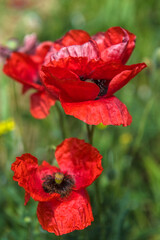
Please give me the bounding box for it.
[37,189,94,236]
[51,40,100,62]
[55,138,103,189]
[61,96,132,126]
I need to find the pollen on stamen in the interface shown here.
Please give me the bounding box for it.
[42,173,75,198]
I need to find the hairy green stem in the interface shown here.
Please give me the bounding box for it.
[86,124,103,225]
[86,124,94,145]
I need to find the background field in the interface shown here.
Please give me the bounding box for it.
[0,0,160,239]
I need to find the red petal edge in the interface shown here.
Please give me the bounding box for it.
[37,189,94,236]
[55,138,103,189]
[61,96,132,126]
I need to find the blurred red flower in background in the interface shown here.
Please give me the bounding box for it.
[2,35,56,119]
[11,138,103,235]
[1,31,90,119]
[41,27,146,126]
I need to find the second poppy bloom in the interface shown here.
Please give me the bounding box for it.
[11,138,103,235]
[2,36,56,119]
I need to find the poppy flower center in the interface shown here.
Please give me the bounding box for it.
[80,76,108,99]
[42,172,75,198]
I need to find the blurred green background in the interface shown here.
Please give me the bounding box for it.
[0,0,160,239]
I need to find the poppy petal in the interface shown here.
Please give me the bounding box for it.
[53,29,91,50]
[11,154,60,202]
[92,27,128,51]
[51,40,99,61]
[121,29,136,64]
[107,63,147,96]
[92,27,136,64]
[30,91,56,119]
[37,189,94,235]
[41,66,99,102]
[55,138,103,189]
[100,42,127,62]
[61,96,132,126]
[35,41,54,60]
[3,52,42,90]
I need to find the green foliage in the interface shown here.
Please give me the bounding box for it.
[0,0,160,239]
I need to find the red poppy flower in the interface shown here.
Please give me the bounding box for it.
[3,40,57,119]
[41,27,147,126]
[11,138,103,235]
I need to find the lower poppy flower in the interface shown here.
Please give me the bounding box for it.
[11,138,103,235]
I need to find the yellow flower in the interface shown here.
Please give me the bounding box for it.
[119,133,133,145]
[0,118,15,136]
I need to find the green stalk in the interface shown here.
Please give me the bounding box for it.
[55,102,66,140]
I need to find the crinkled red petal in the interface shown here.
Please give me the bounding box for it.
[11,153,38,181]
[11,154,60,202]
[55,138,103,189]
[92,27,136,64]
[61,96,132,126]
[3,52,43,90]
[37,189,94,235]
[53,29,91,50]
[107,63,147,96]
[51,40,100,62]
[41,66,99,102]
[30,91,56,119]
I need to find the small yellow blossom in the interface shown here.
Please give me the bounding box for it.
[0,118,15,136]
[119,133,133,145]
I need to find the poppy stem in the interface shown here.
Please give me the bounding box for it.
[86,124,103,226]
[55,102,66,140]
[86,124,94,145]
